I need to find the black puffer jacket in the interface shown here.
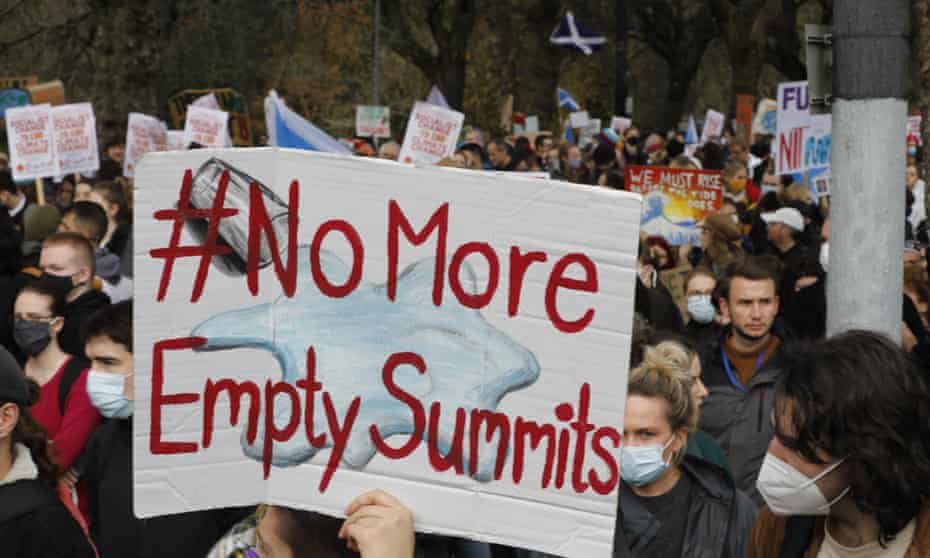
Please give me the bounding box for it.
[614,455,757,558]
[0,466,95,557]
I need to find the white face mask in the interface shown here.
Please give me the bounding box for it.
[87,369,134,419]
[621,436,675,487]
[756,453,849,516]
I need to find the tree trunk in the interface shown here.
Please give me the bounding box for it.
[513,0,564,131]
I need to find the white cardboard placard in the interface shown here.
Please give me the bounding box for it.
[166,130,186,151]
[124,113,166,178]
[5,103,57,180]
[569,110,591,129]
[775,81,831,174]
[700,109,724,144]
[398,101,464,165]
[133,149,640,557]
[51,103,99,176]
[356,105,391,138]
[610,116,632,134]
[183,105,230,149]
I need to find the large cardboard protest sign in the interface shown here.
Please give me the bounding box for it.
[356,105,391,138]
[51,103,99,175]
[5,104,57,180]
[775,81,831,175]
[398,102,464,165]
[625,165,724,245]
[134,149,640,557]
[184,105,230,149]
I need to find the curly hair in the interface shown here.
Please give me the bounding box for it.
[774,330,930,544]
[4,379,60,485]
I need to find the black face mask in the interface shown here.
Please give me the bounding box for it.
[13,319,54,357]
[38,272,76,295]
[626,136,639,147]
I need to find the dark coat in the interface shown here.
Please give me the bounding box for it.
[698,330,786,506]
[78,418,249,558]
[776,243,826,340]
[614,455,757,558]
[59,289,111,359]
[0,478,96,558]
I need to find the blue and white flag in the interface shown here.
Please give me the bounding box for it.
[557,88,580,112]
[425,85,450,109]
[549,11,607,56]
[264,90,351,155]
[685,115,698,145]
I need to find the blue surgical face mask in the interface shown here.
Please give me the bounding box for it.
[687,295,715,324]
[87,370,134,419]
[909,146,918,157]
[568,158,582,170]
[621,436,675,487]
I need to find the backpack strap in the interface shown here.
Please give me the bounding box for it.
[780,516,816,558]
[59,357,89,416]
[0,479,58,524]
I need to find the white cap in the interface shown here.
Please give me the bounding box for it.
[762,207,805,232]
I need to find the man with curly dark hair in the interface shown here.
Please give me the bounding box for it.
[748,330,930,557]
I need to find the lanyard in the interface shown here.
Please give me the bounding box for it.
[721,342,768,393]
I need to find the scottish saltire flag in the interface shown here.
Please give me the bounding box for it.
[685,115,699,145]
[264,90,351,155]
[564,121,576,144]
[426,85,450,109]
[549,11,607,55]
[557,88,580,112]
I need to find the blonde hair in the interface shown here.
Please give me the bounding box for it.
[628,341,699,436]
[781,183,812,204]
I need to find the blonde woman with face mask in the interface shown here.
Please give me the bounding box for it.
[615,343,756,558]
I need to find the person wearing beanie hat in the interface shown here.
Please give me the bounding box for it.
[21,205,62,269]
[0,346,97,557]
[699,212,745,275]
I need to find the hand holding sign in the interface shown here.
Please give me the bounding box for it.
[338,490,415,558]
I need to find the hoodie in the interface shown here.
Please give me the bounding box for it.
[59,289,111,359]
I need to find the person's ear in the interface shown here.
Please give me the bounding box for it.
[50,315,65,335]
[76,265,93,286]
[0,402,20,439]
[719,296,732,321]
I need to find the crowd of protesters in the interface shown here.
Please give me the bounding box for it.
[2,116,930,558]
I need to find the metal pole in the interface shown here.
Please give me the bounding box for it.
[827,1,909,341]
[372,0,381,106]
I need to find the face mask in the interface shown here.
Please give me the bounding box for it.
[756,453,850,516]
[87,370,134,419]
[568,159,582,170]
[819,242,829,272]
[687,295,715,324]
[729,177,747,193]
[909,146,918,157]
[621,436,675,487]
[13,319,54,357]
[38,271,76,294]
